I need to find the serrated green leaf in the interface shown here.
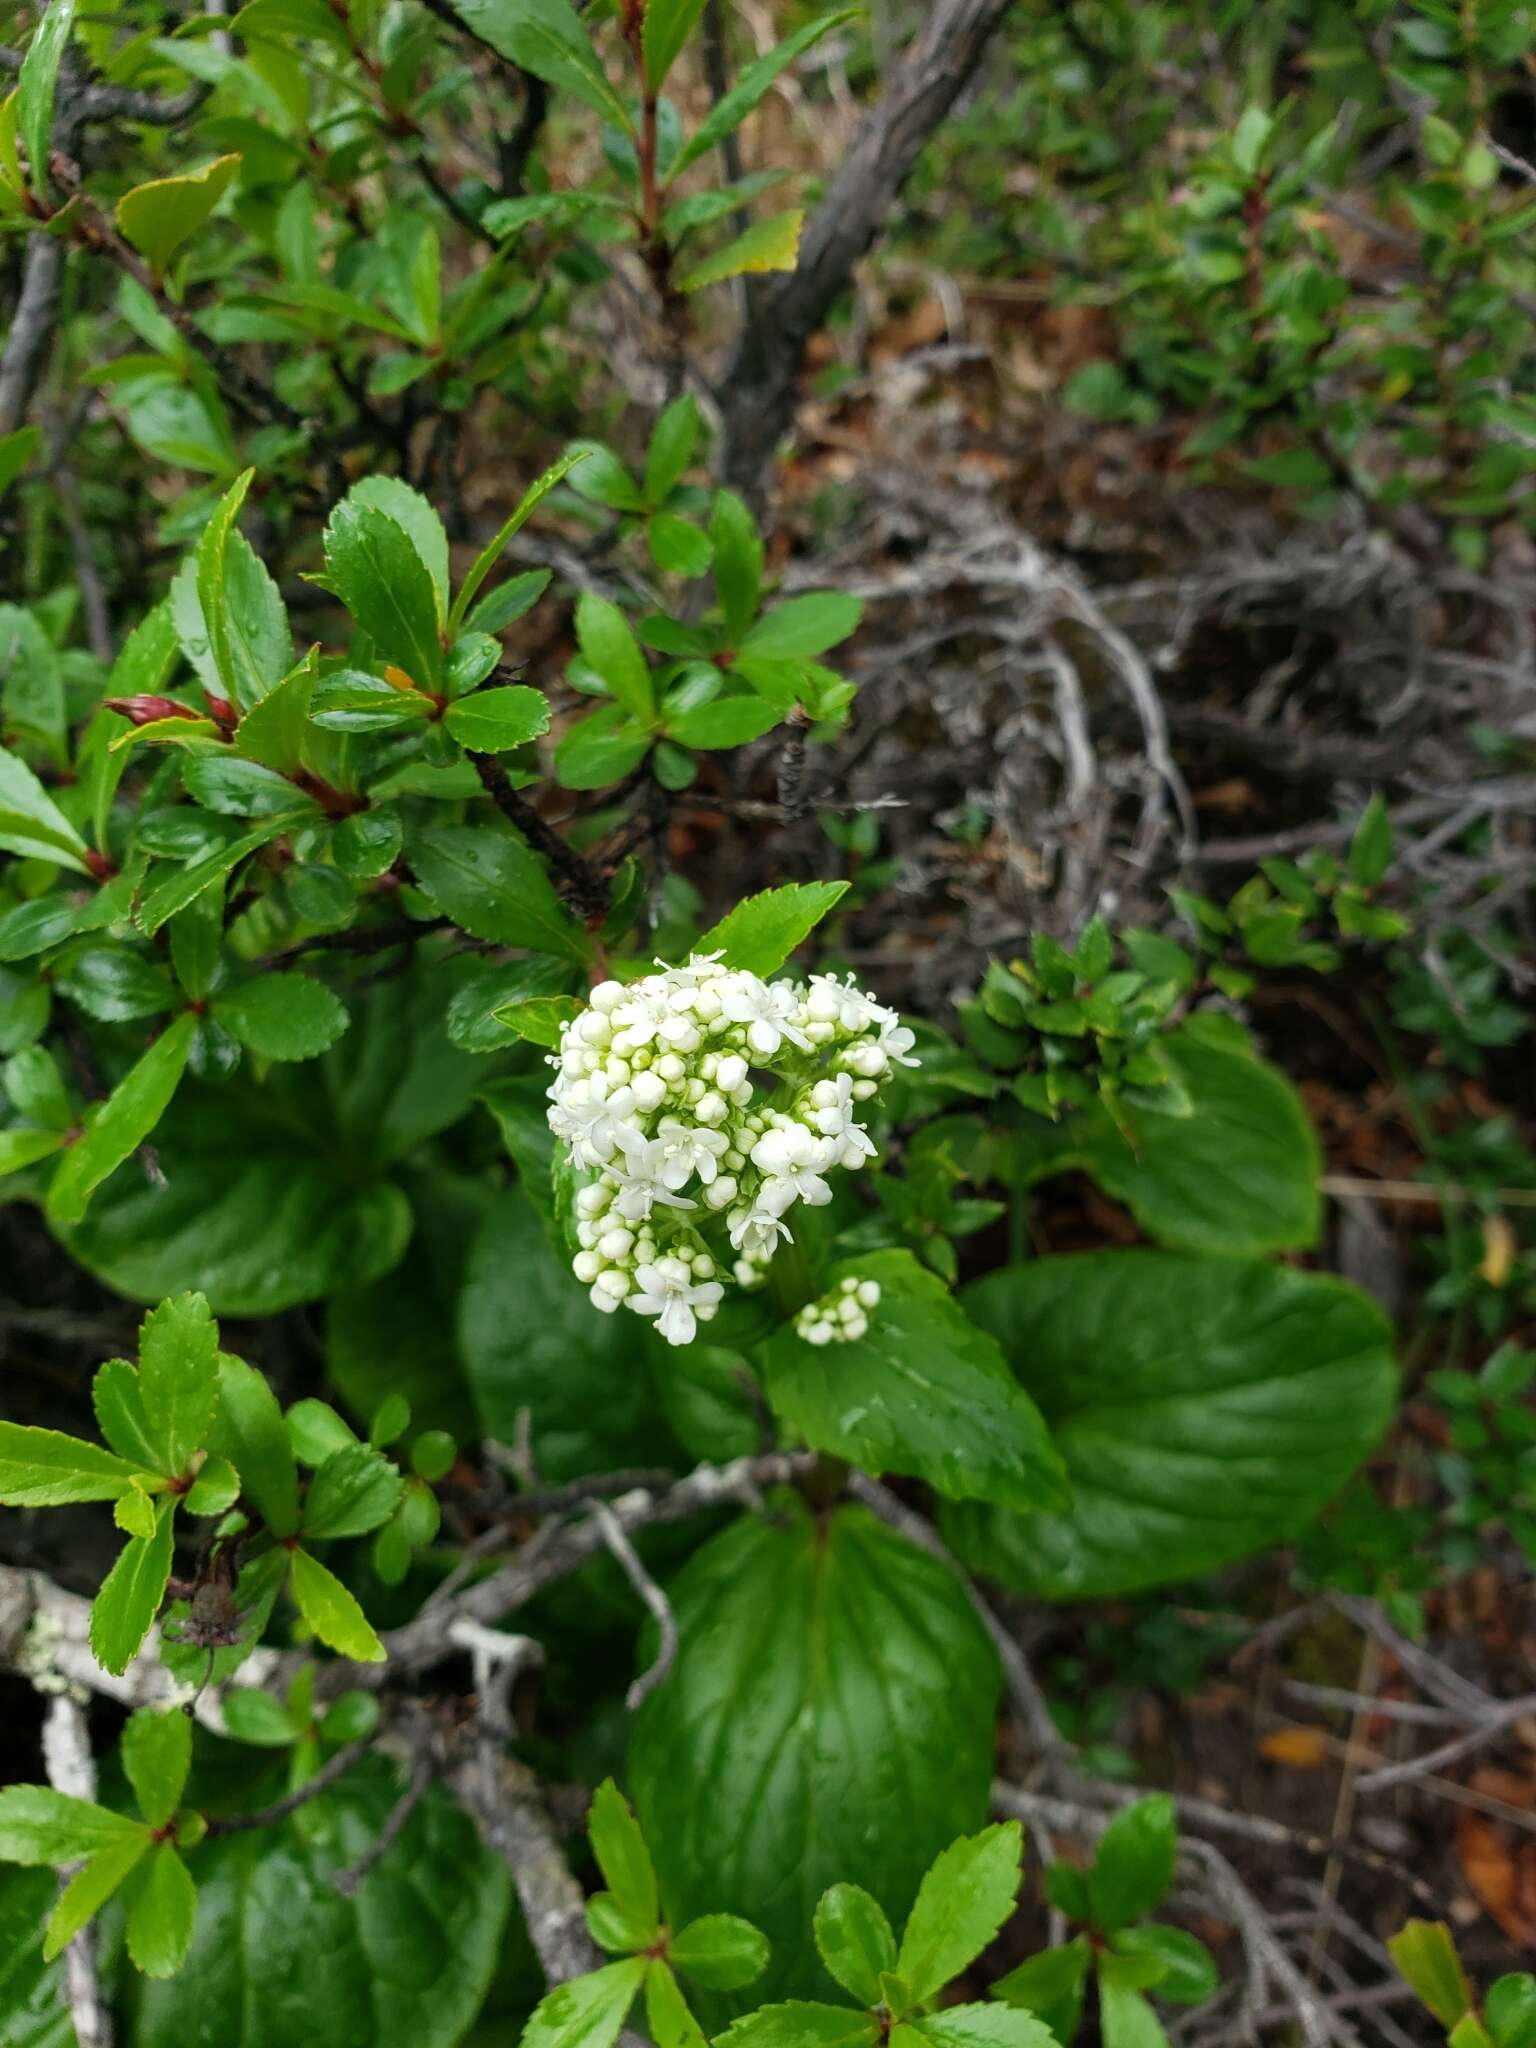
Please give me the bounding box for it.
[123,1842,197,1978]
[0,1785,144,1865]
[213,974,350,1061]
[588,1779,660,1945]
[89,1497,176,1675]
[446,0,633,130]
[18,0,75,203]
[323,496,444,688]
[0,1423,137,1505]
[288,1547,384,1662]
[46,1014,197,1226]
[137,1292,220,1477]
[813,1886,896,2007]
[449,450,587,632]
[42,1830,150,1962]
[301,1442,401,1540]
[695,880,849,975]
[121,1708,193,1828]
[679,208,802,290]
[443,685,551,752]
[715,2006,880,2048]
[208,1353,300,1536]
[116,154,241,276]
[896,1824,1022,2006]
[0,743,90,872]
[522,1956,647,2048]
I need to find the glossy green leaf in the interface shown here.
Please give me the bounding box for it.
[1487,1975,1536,2048]
[553,704,653,790]
[648,512,714,578]
[666,695,780,749]
[575,593,655,722]
[301,1442,401,1540]
[46,1013,197,1226]
[18,0,75,202]
[194,472,292,713]
[944,1252,1395,1599]
[442,685,551,752]
[645,1960,708,2048]
[1110,1926,1218,2005]
[740,592,862,659]
[710,491,761,642]
[642,0,707,89]
[449,449,587,632]
[89,1497,176,1674]
[0,1423,137,1505]
[759,1251,1067,1513]
[589,1779,660,1944]
[208,1353,301,1536]
[0,743,91,872]
[460,1190,675,1480]
[213,973,350,1061]
[288,1546,384,1661]
[323,495,444,687]
[117,154,241,275]
[123,1841,198,1978]
[121,1708,193,1829]
[347,478,449,623]
[1097,1957,1171,2048]
[446,0,632,131]
[669,12,856,179]
[632,1498,999,2003]
[133,1761,509,2048]
[695,881,849,975]
[1088,1797,1175,1931]
[897,1824,1022,2005]
[136,1291,221,1477]
[0,1786,144,1865]
[669,1914,771,1992]
[43,1830,149,1962]
[411,823,590,962]
[135,816,308,936]
[645,393,700,505]
[813,1886,896,2007]
[1389,1921,1476,2028]
[715,2006,880,2048]
[523,1957,647,2048]
[909,2006,1055,2047]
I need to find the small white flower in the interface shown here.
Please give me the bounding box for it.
[720,974,811,1056]
[871,1006,919,1067]
[611,1134,698,1222]
[728,1204,794,1257]
[629,1260,723,1346]
[654,1117,729,1190]
[548,1071,635,1166]
[751,1123,835,1208]
[810,1072,876,1165]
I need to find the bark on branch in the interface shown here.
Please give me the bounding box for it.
[718,0,1012,494]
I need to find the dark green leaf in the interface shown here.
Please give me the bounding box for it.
[18,0,76,203]
[0,743,91,873]
[137,1291,220,1477]
[710,493,761,641]
[759,1251,1067,1514]
[446,0,632,131]
[645,394,700,504]
[1088,1798,1176,1931]
[642,0,707,90]
[1110,1927,1218,2005]
[323,496,444,687]
[575,593,655,723]
[123,1841,198,1978]
[944,1252,1395,1599]
[1347,792,1393,888]
[411,823,591,962]
[133,1760,509,2048]
[46,1013,197,1226]
[450,450,587,632]
[669,12,857,179]
[632,1498,999,2003]
[554,704,653,790]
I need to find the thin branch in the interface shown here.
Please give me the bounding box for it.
[203,1732,377,1835]
[469,749,610,921]
[592,1501,679,1709]
[330,1758,433,1895]
[719,0,1013,492]
[0,234,64,435]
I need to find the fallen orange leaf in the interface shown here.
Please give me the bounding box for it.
[1260,1727,1331,1770]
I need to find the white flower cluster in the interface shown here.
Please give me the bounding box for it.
[795,1275,882,1346]
[546,954,917,1345]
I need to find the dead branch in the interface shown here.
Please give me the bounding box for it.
[42,1695,113,2048]
[719,0,1014,492]
[591,1501,679,1710]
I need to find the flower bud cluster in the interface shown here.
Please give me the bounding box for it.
[795,1275,882,1346]
[546,954,917,1345]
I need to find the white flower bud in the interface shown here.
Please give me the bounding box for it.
[631,1070,667,1113]
[598,1227,635,1261]
[573,1250,602,1283]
